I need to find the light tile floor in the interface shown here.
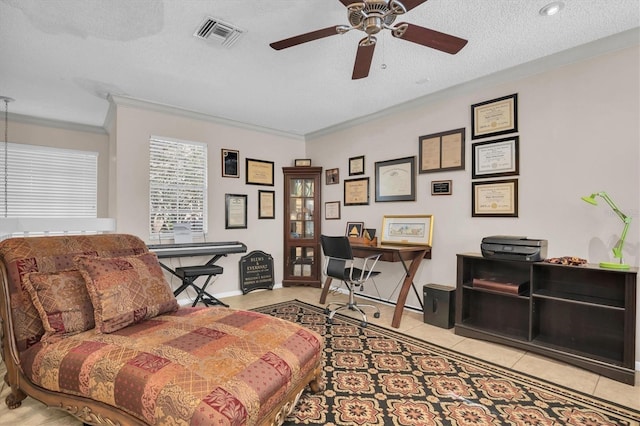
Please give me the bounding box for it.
[1,287,638,425]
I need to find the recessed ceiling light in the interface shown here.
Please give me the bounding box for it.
[539,1,565,16]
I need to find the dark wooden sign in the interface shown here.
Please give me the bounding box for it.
[239,250,274,294]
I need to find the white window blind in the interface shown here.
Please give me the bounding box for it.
[0,142,98,217]
[149,137,207,238]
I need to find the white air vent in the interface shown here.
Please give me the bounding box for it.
[194,17,245,48]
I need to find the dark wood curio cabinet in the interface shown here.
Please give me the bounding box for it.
[282,166,322,287]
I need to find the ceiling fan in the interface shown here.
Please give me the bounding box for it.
[269,0,468,80]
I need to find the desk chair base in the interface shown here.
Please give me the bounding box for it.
[324,293,380,328]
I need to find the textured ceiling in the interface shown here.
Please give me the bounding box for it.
[0,0,638,137]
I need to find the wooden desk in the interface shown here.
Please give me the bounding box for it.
[319,244,431,328]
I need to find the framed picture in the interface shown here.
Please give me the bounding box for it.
[344,177,370,206]
[325,168,339,185]
[324,201,341,220]
[294,158,311,167]
[246,158,274,186]
[471,93,518,140]
[471,179,518,217]
[221,149,239,178]
[472,136,520,179]
[258,190,275,219]
[381,215,433,246]
[349,155,365,176]
[418,128,465,173]
[225,193,247,229]
[345,221,364,238]
[431,180,452,195]
[375,156,416,202]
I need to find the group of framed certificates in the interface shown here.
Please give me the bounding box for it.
[469,93,520,217]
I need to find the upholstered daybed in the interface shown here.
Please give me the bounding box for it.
[0,233,323,425]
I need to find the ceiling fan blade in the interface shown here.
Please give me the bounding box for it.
[270,26,341,50]
[352,38,376,80]
[398,0,430,12]
[392,22,467,54]
[338,0,357,6]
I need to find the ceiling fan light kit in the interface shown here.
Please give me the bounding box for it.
[270,0,468,80]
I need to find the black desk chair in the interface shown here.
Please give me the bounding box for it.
[320,235,381,327]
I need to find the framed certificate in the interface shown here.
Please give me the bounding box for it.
[349,155,365,176]
[375,156,416,202]
[258,190,275,219]
[344,177,369,206]
[471,93,518,140]
[246,158,274,186]
[418,128,465,173]
[324,201,340,220]
[472,179,518,217]
[472,136,519,179]
[225,193,248,229]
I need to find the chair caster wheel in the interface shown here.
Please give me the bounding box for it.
[360,321,368,328]
[324,308,330,314]
[327,318,333,324]
[374,312,380,318]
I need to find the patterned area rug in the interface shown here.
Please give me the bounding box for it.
[252,300,640,426]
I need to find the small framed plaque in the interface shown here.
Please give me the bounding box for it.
[294,158,311,167]
[431,180,452,195]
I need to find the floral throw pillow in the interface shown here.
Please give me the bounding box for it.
[75,252,178,333]
[23,270,95,344]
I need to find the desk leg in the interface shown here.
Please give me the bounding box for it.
[319,277,333,304]
[391,250,427,328]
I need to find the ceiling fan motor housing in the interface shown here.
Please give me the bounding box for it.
[348,0,398,33]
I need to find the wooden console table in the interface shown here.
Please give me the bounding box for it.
[319,243,431,328]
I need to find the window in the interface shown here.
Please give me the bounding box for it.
[149,137,207,238]
[0,142,98,217]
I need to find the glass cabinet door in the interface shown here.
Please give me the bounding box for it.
[288,178,315,239]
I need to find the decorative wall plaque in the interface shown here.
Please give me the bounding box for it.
[239,250,275,294]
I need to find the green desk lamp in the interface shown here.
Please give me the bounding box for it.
[581,191,631,270]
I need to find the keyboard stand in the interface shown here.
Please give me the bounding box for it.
[175,265,227,307]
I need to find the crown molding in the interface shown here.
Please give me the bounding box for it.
[7,112,107,135]
[108,94,304,142]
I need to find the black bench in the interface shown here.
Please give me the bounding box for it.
[174,265,226,307]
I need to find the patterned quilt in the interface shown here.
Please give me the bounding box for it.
[20,306,323,425]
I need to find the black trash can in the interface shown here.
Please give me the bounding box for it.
[423,284,455,329]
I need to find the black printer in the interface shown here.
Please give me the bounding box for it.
[481,236,548,261]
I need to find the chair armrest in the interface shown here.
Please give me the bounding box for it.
[349,253,382,282]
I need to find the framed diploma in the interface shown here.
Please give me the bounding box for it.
[349,155,365,176]
[324,201,340,220]
[258,190,275,219]
[471,179,518,217]
[246,158,274,186]
[225,193,248,229]
[221,149,239,178]
[381,215,433,246]
[418,128,465,173]
[472,136,519,179]
[471,93,518,140]
[375,156,416,202]
[344,177,369,206]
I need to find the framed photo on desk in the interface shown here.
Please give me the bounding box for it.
[381,214,433,246]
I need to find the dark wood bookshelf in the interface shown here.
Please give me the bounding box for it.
[455,253,637,384]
